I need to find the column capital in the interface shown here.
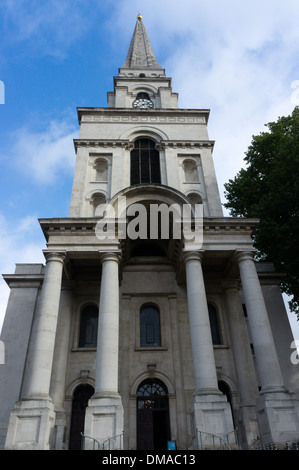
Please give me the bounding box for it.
[234,249,257,263]
[43,250,67,265]
[182,249,204,264]
[99,251,122,264]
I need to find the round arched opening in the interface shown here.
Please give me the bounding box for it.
[136,379,170,450]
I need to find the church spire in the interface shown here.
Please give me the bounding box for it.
[120,13,163,72]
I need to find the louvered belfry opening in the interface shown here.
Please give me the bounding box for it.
[130,139,161,185]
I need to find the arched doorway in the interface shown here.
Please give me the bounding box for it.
[69,384,94,450]
[218,380,236,428]
[137,379,170,450]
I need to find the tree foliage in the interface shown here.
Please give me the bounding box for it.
[224,107,299,316]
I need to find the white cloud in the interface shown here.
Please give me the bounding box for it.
[0,0,102,58]
[111,0,298,210]
[9,119,77,185]
[0,212,46,332]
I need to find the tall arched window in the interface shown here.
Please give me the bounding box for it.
[91,193,106,217]
[140,305,161,347]
[208,303,222,345]
[79,305,98,348]
[130,139,161,185]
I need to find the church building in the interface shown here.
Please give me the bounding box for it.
[1,14,299,451]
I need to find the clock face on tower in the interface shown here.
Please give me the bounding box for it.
[132,92,154,109]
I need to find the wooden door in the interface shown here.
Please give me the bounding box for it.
[136,380,170,450]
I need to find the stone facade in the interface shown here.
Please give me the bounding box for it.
[0,15,299,450]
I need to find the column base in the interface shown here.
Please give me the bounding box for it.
[256,391,299,447]
[4,399,55,450]
[191,393,237,450]
[83,395,124,450]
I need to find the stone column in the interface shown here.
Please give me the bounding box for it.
[183,250,235,449]
[5,251,66,450]
[94,252,121,397]
[50,283,74,449]
[183,251,219,394]
[84,251,124,449]
[236,250,299,446]
[223,279,259,448]
[235,250,285,393]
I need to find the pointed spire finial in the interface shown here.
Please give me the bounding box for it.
[120,13,164,73]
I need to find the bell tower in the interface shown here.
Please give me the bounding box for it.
[69,13,223,220]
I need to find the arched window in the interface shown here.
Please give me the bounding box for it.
[208,303,222,345]
[79,305,98,348]
[140,305,161,347]
[187,193,203,217]
[130,139,161,185]
[188,193,202,205]
[91,193,106,216]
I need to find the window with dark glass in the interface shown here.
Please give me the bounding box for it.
[130,139,161,185]
[79,305,98,347]
[140,305,161,347]
[208,303,222,345]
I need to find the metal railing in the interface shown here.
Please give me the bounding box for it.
[255,441,299,450]
[101,431,124,450]
[81,433,102,450]
[81,431,124,450]
[196,428,239,450]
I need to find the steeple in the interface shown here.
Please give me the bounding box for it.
[120,13,164,75]
[107,13,177,108]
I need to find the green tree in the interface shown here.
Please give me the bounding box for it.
[224,107,299,316]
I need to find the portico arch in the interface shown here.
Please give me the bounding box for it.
[108,184,193,263]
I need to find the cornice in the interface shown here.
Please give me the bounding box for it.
[73,139,215,152]
[3,273,44,288]
[73,139,132,152]
[39,217,259,242]
[76,107,210,124]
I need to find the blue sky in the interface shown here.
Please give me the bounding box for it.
[0,0,298,338]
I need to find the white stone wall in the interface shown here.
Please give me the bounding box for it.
[0,264,44,448]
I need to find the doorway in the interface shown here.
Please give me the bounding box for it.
[137,379,170,450]
[69,384,94,450]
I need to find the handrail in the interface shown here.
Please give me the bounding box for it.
[196,428,238,450]
[80,433,102,450]
[101,431,125,450]
[81,431,125,450]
